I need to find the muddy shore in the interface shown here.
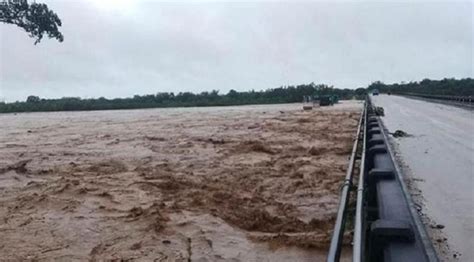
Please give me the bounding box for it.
[0,102,362,261]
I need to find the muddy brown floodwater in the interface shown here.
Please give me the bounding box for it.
[0,101,362,261]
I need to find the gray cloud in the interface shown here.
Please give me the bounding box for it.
[0,0,472,102]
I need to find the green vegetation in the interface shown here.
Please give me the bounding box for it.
[0,0,63,44]
[0,84,356,113]
[368,78,474,96]
[1,78,472,113]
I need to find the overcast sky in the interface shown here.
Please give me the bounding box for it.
[0,0,472,102]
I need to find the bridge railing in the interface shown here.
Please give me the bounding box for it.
[327,96,439,262]
[327,101,365,261]
[392,92,473,106]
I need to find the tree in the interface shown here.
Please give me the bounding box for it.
[368,81,386,91]
[227,89,238,98]
[26,95,40,103]
[0,0,63,44]
[355,88,367,96]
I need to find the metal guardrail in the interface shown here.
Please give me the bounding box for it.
[327,102,365,261]
[394,93,473,108]
[352,104,367,262]
[327,96,438,262]
[397,93,473,102]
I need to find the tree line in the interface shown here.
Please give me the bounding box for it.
[368,78,473,96]
[0,84,358,113]
[1,78,472,113]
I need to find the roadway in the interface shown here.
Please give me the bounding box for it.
[371,94,474,261]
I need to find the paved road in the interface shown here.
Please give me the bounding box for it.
[372,95,474,261]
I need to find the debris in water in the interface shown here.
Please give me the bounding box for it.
[0,159,32,174]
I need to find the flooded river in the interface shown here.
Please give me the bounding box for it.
[0,102,361,261]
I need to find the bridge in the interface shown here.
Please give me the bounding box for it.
[326,93,473,261]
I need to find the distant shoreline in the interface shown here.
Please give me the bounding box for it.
[0,84,358,114]
[1,78,471,113]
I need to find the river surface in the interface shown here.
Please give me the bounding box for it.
[0,102,361,261]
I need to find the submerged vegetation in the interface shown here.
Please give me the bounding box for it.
[0,78,472,113]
